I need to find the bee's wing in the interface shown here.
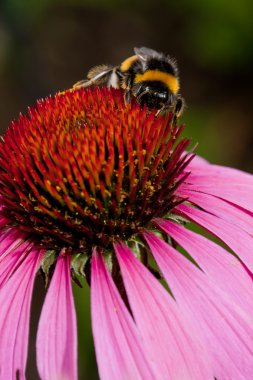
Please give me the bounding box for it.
[134,47,161,61]
[73,64,114,89]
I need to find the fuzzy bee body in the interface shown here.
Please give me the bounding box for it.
[73,47,184,117]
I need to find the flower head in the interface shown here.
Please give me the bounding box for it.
[0,87,190,252]
[1,87,253,380]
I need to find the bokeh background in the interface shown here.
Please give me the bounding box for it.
[0,0,252,379]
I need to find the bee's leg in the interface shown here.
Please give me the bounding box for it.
[115,68,125,80]
[169,97,185,125]
[174,97,185,118]
[155,106,167,117]
[123,76,133,105]
[124,89,132,104]
[136,88,149,103]
[73,79,93,89]
[74,67,116,89]
[58,78,92,95]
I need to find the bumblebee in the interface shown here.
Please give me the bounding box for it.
[73,47,184,117]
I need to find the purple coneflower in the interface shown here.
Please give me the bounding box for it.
[0,87,253,380]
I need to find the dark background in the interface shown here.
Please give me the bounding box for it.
[0,0,252,378]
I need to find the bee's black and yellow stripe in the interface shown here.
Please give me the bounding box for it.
[120,55,138,72]
[134,70,179,95]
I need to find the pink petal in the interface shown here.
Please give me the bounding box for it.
[91,248,156,380]
[114,241,213,380]
[156,218,253,310]
[0,230,33,288]
[0,247,41,379]
[0,204,9,228]
[36,253,77,380]
[0,229,24,260]
[188,154,209,167]
[144,231,253,380]
[188,161,253,184]
[177,188,253,235]
[176,203,253,272]
[183,163,253,212]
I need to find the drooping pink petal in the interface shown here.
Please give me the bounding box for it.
[144,231,253,380]
[156,218,253,310]
[176,203,253,272]
[114,241,213,380]
[176,188,253,235]
[0,230,34,288]
[0,244,31,288]
[91,248,156,380]
[36,253,77,380]
[0,228,25,260]
[0,247,41,379]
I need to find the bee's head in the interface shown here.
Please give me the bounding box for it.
[134,82,173,110]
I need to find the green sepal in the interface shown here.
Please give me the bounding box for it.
[148,229,164,240]
[40,249,57,287]
[164,213,189,225]
[71,252,89,278]
[127,237,148,265]
[103,249,114,274]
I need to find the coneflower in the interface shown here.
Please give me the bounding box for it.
[0,87,253,380]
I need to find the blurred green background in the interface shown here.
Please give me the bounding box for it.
[0,0,252,378]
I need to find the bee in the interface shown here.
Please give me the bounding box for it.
[73,47,184,118]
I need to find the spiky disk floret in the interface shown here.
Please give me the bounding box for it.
[0,87,191,252]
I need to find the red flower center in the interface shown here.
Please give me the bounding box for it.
[0,88,191,252]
